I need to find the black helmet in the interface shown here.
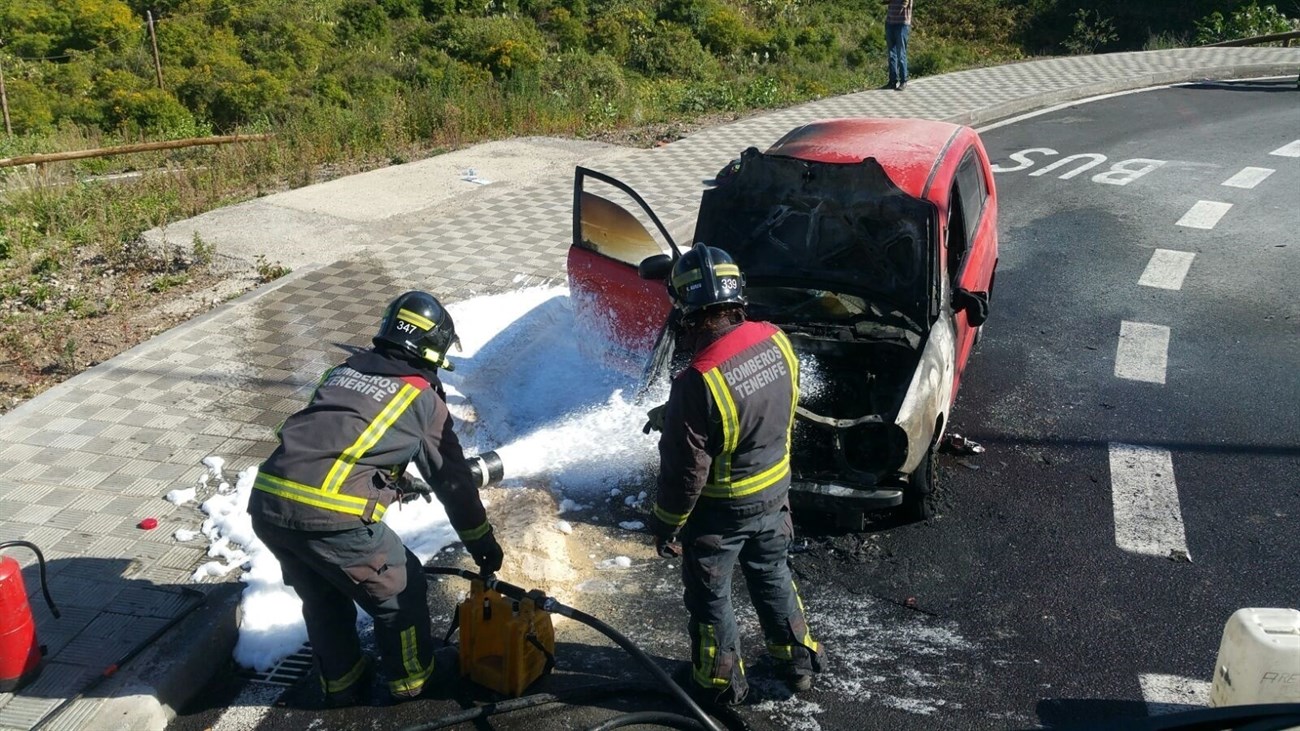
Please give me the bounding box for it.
[670,243,745,316]
[374,291,461,370]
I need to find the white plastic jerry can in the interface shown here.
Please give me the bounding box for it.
[1210,608,1300,706]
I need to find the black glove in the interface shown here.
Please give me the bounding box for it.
[396,474,433,504]
[655,535,683,558]
[642,403,668,435]
[464,529,504,576]
[647,513,682,558]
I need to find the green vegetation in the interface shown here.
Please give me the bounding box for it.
[254,254,291,283]
[0,0,1294,408]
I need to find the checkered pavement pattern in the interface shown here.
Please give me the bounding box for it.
[0,45,1296,730]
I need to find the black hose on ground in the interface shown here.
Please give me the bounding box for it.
[422,566,728,731]
[398,681,701,731]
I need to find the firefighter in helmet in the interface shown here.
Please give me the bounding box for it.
[248,290,504,706]
[644,243,823,704]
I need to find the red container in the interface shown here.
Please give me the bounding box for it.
[0,555,44,692]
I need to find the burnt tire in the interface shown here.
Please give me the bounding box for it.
[900,445,938,522]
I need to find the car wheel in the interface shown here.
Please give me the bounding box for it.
[900,444,938,522]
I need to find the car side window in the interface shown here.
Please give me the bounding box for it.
[955,149,986,244]
[947,148,987,283]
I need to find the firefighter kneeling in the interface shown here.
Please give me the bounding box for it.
[645,244,824,706]
[248,291,503,707]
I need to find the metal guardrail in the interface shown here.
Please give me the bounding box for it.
[0,133,273,169]
[1205,29,1300,47]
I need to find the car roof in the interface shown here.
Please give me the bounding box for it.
[765,118,964,200]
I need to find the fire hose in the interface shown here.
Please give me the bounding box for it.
[400,566,739,731]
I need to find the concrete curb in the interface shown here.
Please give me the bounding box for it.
[73,585,241,731]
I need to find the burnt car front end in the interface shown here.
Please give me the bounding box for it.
[692,147,942,526]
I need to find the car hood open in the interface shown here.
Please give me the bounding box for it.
[693,147,936,324]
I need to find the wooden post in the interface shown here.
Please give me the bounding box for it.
[0,53,12,138]
[147,10,164,89]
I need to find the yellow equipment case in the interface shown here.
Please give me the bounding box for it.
[457,579,556,696]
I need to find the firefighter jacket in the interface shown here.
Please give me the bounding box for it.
[248,349,490,541]
[651,320,799,534]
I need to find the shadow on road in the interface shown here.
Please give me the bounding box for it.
[1179,79,1299,93]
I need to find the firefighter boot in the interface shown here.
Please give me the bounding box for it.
[776,645,824,693]
[321,656,374,709]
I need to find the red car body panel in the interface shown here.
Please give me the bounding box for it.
[768,118,963,199]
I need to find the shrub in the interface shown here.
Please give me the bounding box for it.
[1193,2,1293,45]
[1143,31,1188,50]
[916,0,1020,46]
[339,0,391,42]
[543,51,628,102]
[438,16,548,78]
[255,255,292,283]
[545,7,588,51]
[792,25,838,63]
[590,6,652,62]
[629,21,718,78]
[192,232,216,266]
[103,87,197,137]
[700,5,751,55]
[3,77,57,134]
[1062,9,1118,54]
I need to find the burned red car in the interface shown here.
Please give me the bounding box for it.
[568,118,998,528]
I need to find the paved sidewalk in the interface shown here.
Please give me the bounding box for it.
[1,46,1296,731]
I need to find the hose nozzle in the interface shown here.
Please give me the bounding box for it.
[466,450,505,488]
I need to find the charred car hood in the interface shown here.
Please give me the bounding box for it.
[693,147,936,323]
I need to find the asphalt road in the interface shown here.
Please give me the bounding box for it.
[169,79,1300,731]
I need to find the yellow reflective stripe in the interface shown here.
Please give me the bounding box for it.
[401,627,421,677]
[693,624,730,689]
[389,626,435,694]
[322,657,367,693]
[767,643,794,661]
[389,661,435,695]
[253,472,388,521]
[323,384,420,493]
[772,330,800,459]
[397,308,435,331]
[792,581,822,654]
[457,520,491,542]
[702,457,789,498]
[672,263,740,290]
[672,269,702,289]
[653,503,690,527]
[701,367,737,486]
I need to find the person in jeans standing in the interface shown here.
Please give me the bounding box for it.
[883,0,913,90]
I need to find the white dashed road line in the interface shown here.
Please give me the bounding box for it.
[1269,139,1300,157]
[1115,321,1170,384]
[1220,166,1275,189]
[1175,200,1233,230]
[1139,673,1211,716]
[1138,250,1196,291]
[1109,444,1189,559]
